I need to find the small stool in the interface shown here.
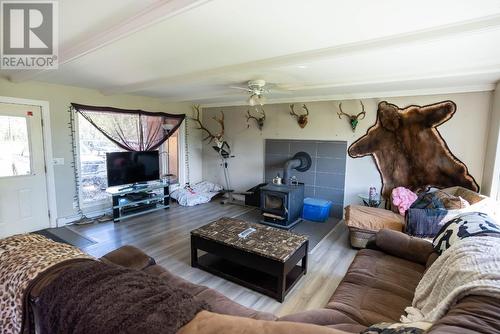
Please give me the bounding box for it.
[344,205,405,248]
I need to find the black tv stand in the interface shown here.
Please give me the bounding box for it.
[106,181,170,222]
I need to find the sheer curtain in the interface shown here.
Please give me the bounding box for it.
[70,103,185,151]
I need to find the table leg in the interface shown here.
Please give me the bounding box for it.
[112,196,120,222]
[302,241,309,275]
[277,266,286,302]
[191,236,198,268]
[163,185,169,207]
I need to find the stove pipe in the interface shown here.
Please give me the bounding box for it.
[282,151,312,184]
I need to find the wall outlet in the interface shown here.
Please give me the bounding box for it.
[53,158,65,165]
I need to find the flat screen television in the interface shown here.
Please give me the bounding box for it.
[106,151,160,187]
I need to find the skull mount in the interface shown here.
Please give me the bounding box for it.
[289,104,310,128]
[337,101,366,132]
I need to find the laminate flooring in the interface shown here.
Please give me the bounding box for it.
[71,201,357,316]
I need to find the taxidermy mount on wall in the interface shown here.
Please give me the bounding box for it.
[289,104,309,128]
[191,105,225,145]
[348,100,479,200]
[337,101,366,132]
[246,106,266,130]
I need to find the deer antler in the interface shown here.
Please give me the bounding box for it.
[290,104,309,128]
[301,104,309,116]
[337,103,350,119]
[191,105,224,143]
[246,107,266,130]
[212,110,225,139]
[336,101,366,132]
[356,101,366,120]
[289,104,309,117]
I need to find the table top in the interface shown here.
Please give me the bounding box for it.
[191,217,308,262]
[357,193,381,201]
[357,193,382,207]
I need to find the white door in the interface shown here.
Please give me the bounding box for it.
[0,102,50,237]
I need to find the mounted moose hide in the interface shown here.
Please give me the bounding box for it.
[348,100,479,200]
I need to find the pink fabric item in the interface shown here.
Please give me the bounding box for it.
[391,187,418,215]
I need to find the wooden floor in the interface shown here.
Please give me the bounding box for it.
[72,201,357,316]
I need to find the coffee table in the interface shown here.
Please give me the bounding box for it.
[190,217,308,302]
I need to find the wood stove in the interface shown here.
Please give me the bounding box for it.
[260,183,304,229]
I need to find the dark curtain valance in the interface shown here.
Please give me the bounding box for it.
[71,103,185,151]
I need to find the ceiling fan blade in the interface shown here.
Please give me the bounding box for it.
[229,86,252,92]
[267,87,293,94]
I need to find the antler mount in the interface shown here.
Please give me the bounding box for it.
[191,105,225,143]
[289,104,310,128]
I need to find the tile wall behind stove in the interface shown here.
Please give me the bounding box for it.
[264,139,347,218]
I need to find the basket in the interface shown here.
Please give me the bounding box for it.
[348,227,376,249]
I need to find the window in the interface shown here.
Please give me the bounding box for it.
[164,129,179,182]
[78,113,119,207]
[0,115,31,177]
[77,114,181,209]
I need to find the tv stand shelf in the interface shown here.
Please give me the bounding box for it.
[106,181,170,222]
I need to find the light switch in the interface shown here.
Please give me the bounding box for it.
[53,158,65,165]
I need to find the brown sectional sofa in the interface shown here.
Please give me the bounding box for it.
[28,230,500,333]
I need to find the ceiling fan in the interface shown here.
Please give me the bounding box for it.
[230,79,288,106]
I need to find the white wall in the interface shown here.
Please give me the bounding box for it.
[0,78,203,220]
[202,91,492,207]
[482,82,500,199]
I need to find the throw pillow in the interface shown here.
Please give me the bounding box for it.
[432,212,500,254]
[391,187,418,215]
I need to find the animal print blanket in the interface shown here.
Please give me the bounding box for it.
[401,236,500,323]
[0,234,93,334]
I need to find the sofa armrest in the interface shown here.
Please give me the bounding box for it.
[374,229,436,265]
[178,311,352,334]
[100,245,155,270]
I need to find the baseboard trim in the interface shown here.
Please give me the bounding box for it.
[56,208,112,226]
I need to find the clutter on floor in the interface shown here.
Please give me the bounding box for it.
[170,181,223,206]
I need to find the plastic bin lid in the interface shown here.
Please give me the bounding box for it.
[304,197,332,207]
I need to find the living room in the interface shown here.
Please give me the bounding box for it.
[1,1,500,333]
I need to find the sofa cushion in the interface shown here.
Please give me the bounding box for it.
[178,311,351,334]
[326,249,425,326]
[279,308,367,333]
[428,295,500,334]
[344,205,404,232]
[375,229,435,265]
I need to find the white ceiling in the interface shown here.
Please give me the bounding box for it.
[2,0,500,106]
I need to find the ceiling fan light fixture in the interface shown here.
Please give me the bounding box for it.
[248,94,261,106]
[258,95,266,105]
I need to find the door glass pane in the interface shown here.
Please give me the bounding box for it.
[0,115,31,177]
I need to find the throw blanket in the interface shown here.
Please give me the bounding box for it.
[0,234,93,334]
[170,181,223,206]
[401,236,500,323]
[37,260,210,334]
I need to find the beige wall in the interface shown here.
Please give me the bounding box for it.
[482,82,500,199]
[0,78,203,220]
[203,91,492,207]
